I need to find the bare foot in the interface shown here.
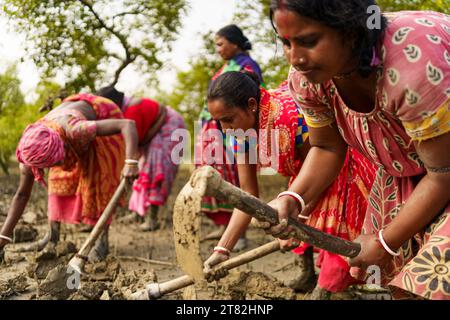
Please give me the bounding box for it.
[285,247,317,293]
[88,231,109,263]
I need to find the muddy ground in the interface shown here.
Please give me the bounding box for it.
[0,164,389,300]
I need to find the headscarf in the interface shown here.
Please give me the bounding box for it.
[16,122,65,186]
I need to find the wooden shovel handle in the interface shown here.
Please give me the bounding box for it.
[77,178,127,256]
[133,240,282,299]
[218,240,280,270]
[204,169,361,258]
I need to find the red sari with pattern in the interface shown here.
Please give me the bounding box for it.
[46,94,125,226]
[256,85,376,292]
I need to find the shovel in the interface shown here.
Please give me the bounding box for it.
[38,178,127,298]
[130,240,281,299]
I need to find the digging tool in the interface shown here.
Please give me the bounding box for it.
[38,178,128,298]
[173,166,361,284]
[68,178,127,274]
[130,240,280,300]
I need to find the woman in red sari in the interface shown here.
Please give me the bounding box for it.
[0,93,139,263]
[96,86,186,232]
[202,71,376,298]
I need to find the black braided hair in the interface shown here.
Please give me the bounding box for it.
[207,71,261,110]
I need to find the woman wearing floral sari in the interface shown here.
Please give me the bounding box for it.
[268,0,449,299]
[0,93,139,263]
[202,71,376,298]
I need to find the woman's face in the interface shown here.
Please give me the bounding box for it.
[273,9,356,84]
[208,98,257,132]
[215,35,240,61]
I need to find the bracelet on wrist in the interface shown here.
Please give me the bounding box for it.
[377,229,400,257]
[0,234,13,243]
[277,191,307,219]
[213,246,230,256]
[125,159,139,165]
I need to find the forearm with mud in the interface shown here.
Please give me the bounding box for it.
[217,162,259,251]
[0,168,34,248]
[288,145,346,208]
[383,172,450,251]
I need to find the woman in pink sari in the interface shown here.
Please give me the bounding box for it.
[268,0,449,299]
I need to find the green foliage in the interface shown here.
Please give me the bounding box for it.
[157,0,290,145]
[0,67,41,174]
[156,32,222,140]
[2,0,188,92]
[233,0,290,88]
[377,0,449,13]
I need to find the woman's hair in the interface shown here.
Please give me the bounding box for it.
[216,24,253,51]
[269,0,387,77]
[207,71,261,110]
[95,86,124,107]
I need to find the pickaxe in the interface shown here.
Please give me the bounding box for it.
[130,166,360,299]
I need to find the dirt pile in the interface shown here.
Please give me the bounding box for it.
[227,271,299,300]
[0,273,29,300]
[27,241,77,280]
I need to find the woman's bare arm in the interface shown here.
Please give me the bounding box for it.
[382,132,450,250]
[217,160,259,250]
[275,123,348,224]
[0,165,35,248]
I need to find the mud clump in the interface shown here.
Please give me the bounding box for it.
[27,241,77,280]
[13,223,38,243]
[0,273,29,299]
[109,268,158,300]
[227,271,297,300]
[68,282,109,300]
[28,252,158,300]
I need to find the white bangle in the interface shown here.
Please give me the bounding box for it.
[378,230,400,257]
[213,246,230,255]
[277,191,305,213]
[125,159,139,165]
[297,214,310,220]
[0,235,13,243]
